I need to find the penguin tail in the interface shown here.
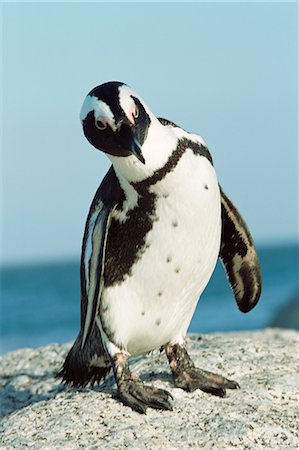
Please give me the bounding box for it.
[56,326,112,387]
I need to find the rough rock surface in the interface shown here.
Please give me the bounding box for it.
[0,329,298,449]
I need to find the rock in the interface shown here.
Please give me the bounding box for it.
[0,329,298,449]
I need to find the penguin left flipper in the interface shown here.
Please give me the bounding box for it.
[157,117,262,312]
[219,187,262,312]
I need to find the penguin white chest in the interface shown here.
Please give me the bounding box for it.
[101,151,221,356]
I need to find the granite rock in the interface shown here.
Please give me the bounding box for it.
[0,329,298,449]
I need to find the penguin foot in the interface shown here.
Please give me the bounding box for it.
[165,343,239,397]
[113,352,173,414]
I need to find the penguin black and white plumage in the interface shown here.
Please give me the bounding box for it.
[58,81,262,413]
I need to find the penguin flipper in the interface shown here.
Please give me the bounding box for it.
[219,187,262,312]
[57,324,111,387]
[57,167,123,386]
[158,117,262,312]
[80,166,123,348]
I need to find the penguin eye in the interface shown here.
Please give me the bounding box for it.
[95,120,107,130]
[134,105,139,119]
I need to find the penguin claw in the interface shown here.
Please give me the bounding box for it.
[118,381,173,413]
[113,352,173,414]
[165,343,239,398]
[186,367,240,395]
[118,389,148,414]
[174,371,231,397]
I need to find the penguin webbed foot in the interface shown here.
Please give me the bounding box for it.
[165,343,239,397]
[113,352,173,414]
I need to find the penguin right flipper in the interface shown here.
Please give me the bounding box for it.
[57,166,123,386]
[79,166,123,348]
[219,187,262,313]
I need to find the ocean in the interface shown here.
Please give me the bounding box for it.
[1,243,298,355]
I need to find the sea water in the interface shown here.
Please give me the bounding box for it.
[0,243,298,354]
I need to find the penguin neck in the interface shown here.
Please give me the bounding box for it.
[108,117,178,185]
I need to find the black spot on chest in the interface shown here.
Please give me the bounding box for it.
[103,191,157,287]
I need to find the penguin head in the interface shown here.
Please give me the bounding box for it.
[80,82,152,164]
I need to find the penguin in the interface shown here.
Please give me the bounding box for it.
[58,81,262,414]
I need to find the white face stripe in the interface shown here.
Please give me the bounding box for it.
[118,85,137,123]
[118,84,154,122]
[80,95,115,125]
[80,85,155,133]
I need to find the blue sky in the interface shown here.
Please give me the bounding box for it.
[1,2,298,264]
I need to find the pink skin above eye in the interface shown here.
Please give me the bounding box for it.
[128,103,138,125]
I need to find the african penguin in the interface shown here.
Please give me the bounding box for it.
[58,81,262,414]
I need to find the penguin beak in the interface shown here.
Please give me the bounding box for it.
[116,124,145,164]
[129,136,145,165]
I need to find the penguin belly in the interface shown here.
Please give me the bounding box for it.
[100,151,221,356]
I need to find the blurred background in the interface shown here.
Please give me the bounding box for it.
[1,2,298,354]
